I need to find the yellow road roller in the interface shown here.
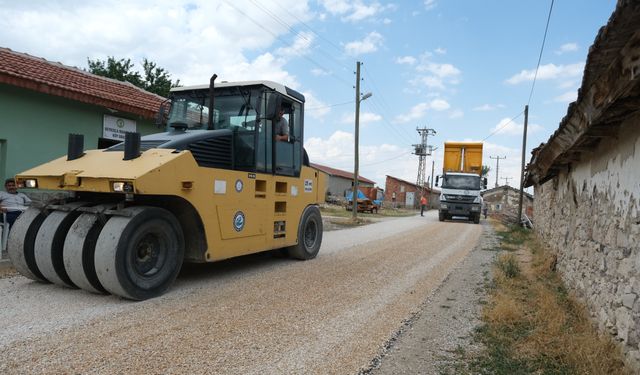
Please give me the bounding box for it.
[9,76,326,300]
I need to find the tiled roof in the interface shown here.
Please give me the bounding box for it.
[524,1,640,186]
[385,175,439,193]
[310,163,376,185]
[0,47,165,120]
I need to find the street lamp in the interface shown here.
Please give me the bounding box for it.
[352,75,373,222]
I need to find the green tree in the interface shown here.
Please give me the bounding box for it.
[87,57,180,97]
[481,165,491,178]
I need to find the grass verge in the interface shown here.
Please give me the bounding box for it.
[444,223,630,375]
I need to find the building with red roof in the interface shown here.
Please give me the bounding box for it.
[0,47,165,181]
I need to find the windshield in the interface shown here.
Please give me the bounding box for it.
[167,87,261,131]
[442,175,481,190]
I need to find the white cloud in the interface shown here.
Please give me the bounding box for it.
[311,68,330,76]
[555,42,578,55]
[434,47,446,55]
[489,117,543,136]
[0,0,314,87]
[473,104,505,111]
[449,109,464,119]
[554,90,577,103]
[344,31,383,56]
[318,0,394,22]
[276,32,315,58]
[305,130,409,186]
[395,55,416,65]
[505,63,585,85]
[340,111,382,125]
[424,0,437,11]
[407,53,462,92]
[393,99,450,123]
[304,91,331,119]
[382,18,392,24]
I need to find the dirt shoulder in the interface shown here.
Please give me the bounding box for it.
[366,220,498,374]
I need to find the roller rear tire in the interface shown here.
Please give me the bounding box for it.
[287,206,323,260]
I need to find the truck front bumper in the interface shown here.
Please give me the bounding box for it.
[439,202,481,216]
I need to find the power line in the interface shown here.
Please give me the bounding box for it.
[482,110,524,141]
[528,0,555,105]
[222,0,353,89]
[306,100,354,111]
[361,151,412,167]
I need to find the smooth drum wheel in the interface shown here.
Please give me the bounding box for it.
[287,205,323,260]
[7,208,48,282]
[94,206,184,300]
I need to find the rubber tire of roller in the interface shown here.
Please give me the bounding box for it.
[7,208,48,282]
[94,206,184,300]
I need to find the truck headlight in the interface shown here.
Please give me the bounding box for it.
[473,196,481,203]
[24,179,38,188]
[112,181,134,193]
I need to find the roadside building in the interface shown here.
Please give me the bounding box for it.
[524,1,640,369]
[384,175,439,209]
[0,47,165,182]
[310,163,375,203]
[481,185,534,220]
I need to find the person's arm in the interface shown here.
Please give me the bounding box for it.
[21,193,32,206]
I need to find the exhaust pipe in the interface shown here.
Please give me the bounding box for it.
[67,133,85,160]
[123,132,141,160]
[207,73,217,130]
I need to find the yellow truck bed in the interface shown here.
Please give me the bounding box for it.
[443,142,483,175]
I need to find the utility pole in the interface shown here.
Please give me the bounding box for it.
[352,61,362,221]
[489,155,506,188]
[502,176,512,186]
[430,159,435,208]
[351,62,372,221]
[517,105,529,225]
[413,127,436,202]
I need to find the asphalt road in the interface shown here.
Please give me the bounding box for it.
[0,210,483,374]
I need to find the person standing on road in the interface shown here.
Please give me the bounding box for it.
[420,194,428,216]
[0,178,32,227]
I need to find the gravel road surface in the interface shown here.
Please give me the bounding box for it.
[0,210,482,374]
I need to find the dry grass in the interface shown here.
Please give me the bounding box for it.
[458,224,631,375]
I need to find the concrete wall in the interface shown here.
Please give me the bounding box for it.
[0,84,158,182]
[533,114,640,367]
[384,177,439,209]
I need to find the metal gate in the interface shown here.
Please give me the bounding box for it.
[405,191,415,208]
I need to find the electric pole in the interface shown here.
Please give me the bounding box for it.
[352,61,362,221]
[351,62,372,221]
[517,105,529,225]
[489,155,506,188]
[502,176,512,186]
[413,127,436,202]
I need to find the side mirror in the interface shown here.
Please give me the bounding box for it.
[483,177,488,189]
[435,176,439,187]
[265,93,282,120]
[155,100,170,128]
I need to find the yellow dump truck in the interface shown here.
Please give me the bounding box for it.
[436,142,487,223]
[9,77,326,300]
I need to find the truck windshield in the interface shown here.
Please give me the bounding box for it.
[167,88,260,131]
[442,175,480,190]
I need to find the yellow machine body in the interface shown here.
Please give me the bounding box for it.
[16,148,326,262]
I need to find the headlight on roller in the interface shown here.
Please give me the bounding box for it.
[112,181,134,193]
[24,179,38,188]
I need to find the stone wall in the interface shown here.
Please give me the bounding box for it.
[533,115,640,367]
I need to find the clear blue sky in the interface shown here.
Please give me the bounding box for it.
[0,0,617,189]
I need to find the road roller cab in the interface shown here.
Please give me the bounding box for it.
[9,77,326,300]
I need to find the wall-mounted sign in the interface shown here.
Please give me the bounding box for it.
[103,115,136,141]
